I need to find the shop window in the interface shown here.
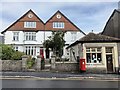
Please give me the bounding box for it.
[86,47,102,63]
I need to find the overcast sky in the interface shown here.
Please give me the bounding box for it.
[0,0,120,34]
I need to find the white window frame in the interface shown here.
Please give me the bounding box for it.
[24,22,36,28]
[14,46,18,51]
[86,47,102,64]
[25,46,36,56]
[13,32,19,41]
[53,22,64,28]
[24,32,36,41]
[71,32,77,41]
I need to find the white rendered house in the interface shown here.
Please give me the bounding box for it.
[1,10,85,59]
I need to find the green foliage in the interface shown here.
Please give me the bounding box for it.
[27,56,35,69]
[0,44,25,60]
[0,44,14,60]
[43,31,65,57]
[11,51,24,60]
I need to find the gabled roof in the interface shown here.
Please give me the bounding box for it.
[45,10,86,35]
[67,32,120,49]
[1,9,44,34]
[101,9,120,34]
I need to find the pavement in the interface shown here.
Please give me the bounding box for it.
[1,71,120,80]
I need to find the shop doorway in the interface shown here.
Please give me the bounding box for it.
[106,54,113,72]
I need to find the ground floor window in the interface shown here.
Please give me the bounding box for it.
[14,46,18,51]
[25,46,36,56]
[86,47,102,63]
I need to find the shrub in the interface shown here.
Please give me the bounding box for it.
[11,51,25,60]
[0,44,25,60]
[1,44,14,60]
[27,56,35,69]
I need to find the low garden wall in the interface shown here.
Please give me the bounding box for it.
[1,60,22,71]
[52,62,79,72]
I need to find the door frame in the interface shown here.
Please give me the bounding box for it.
[106,54,113,73]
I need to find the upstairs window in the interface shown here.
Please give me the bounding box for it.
[13,32,19,41]
[24,32,36,41]
[53,22,64,28]
[71,32,77,41]
[24,22,36,28]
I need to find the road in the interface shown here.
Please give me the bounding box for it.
[2,79,119,88]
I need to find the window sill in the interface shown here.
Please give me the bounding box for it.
[12,40,19,42]
[23,40,37,41]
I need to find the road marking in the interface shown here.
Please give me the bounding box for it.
[0,77,119,81]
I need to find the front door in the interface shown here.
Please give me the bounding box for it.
[106,55,113,72]
[40,48,43,56]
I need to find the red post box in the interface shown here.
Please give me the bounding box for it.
[80,59,86,72]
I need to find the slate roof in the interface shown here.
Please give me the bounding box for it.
[102,9,120,34]
[79,32,120,42]
[66,32,120,49]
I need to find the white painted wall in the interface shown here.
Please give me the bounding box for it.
[65,31,84,44]
[4,30,85,58]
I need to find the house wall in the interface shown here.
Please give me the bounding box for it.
[4,30,84,58]
[117,43,120,68]
[0,35,4,44]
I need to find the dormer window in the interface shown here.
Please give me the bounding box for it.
[53,22,64,28]
[24,22,36,28]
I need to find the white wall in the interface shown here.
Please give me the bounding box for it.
[4,30,85,58]
[65,31,84,45]
[4,31,24,44]
[4,31,45,45]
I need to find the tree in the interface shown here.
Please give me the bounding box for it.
[43,31,65,57]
